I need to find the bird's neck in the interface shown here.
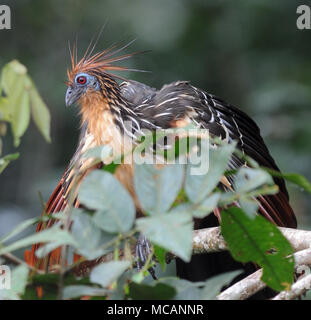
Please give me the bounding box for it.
[79,89,143,157]
[79,96,117,146]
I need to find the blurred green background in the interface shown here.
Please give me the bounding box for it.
[0,0,311,240]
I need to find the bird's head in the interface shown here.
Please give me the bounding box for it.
[65,72,101,107]
[65,41,144,107]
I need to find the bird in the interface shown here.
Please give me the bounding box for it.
[24,41,297,297]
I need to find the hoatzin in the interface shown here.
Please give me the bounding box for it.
[24,42,297,297]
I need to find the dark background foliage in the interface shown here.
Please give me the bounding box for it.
[0,0,310,239]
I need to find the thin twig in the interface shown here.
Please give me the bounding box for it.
[1,253,44,274]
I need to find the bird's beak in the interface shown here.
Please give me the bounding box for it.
[65,87,81,107]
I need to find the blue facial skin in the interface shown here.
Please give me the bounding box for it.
[74,73,101,91]
[65,72,101,107]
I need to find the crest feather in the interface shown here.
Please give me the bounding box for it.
[67,39,149,85]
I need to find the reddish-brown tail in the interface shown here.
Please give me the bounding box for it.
[24,175,82,270]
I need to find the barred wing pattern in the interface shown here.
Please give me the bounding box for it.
[122,80,296,228]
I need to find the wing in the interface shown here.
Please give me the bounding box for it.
[135,80,296,228]
[120,80,157,105]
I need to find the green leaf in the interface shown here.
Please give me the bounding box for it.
[235,167,273,193]
[136,211,193,262]
[219,185,278,208]
[1,60,31,146]
[131,271,145,284]
[11,84,30,147]
[0,225,76,256]
[31,272,90,287]
[0,265,29,300]
[0,97,9,121]
[63,285,108,299]
[264,167,311,194]
[154,245,167,271]
[134,163,185,215]
[36,208,88,259]
[0,60,51,145]
[24,273,60,300]
[128,282,176,300]
[170,192,220,219]
[28,79,51,143]
[221,207,294,292]
[90,260,131,288]
[238,195,259,218]
[200,270,242,299]
[108,271,130,300]
[281,173,311,194]
[93,209,131,235]
[158,271,241,300]
[79,170,135,233]
[185,143,236,204]
[1,60,27,95]
[102,162,120,174]
[193,193,221,218]
[71,211,108,260]
[158,278,202,300]
[0,152,19,174]
[24,269,91,300]
[220,168,277,218]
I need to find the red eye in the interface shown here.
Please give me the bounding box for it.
[76,76,87,85]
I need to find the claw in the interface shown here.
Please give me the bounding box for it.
[136,234,157,280]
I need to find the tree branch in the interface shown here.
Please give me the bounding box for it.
[192,227,227,254]
[217,248,311,300]
[272,273,311,300]
[68,225,311,300]
[193,226,311,254]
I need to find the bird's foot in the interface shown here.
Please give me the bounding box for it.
[136,234,157,280]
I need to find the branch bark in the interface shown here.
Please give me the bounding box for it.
[272,273,311,300]
[217,248,311,300]
[193,226,311,254]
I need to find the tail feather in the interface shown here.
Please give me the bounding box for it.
[258,192,297,228]
[24,175,68,269]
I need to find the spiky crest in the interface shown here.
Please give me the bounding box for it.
[66,39,148,86]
